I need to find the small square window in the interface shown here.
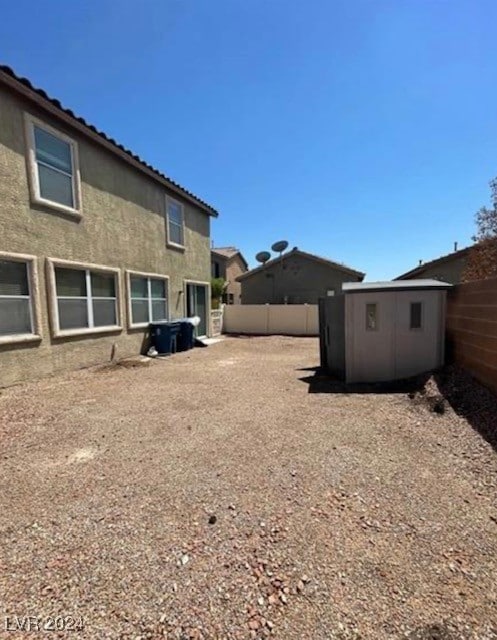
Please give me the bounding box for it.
[410,302,423,330]
[326,289,335,297]
[366,303,377,331]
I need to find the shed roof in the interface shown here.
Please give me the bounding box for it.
[343,279,452,293]
[0,65,218,217]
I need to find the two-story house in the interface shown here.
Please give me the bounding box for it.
[211,247,248,304]
[0,65,218,387]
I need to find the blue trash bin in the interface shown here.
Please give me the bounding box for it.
[150,321,181,355]
[177,319,195,352]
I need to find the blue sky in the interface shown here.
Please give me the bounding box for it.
[2,0,496,279]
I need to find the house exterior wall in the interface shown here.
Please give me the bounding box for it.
[225,254,246,304]
[0,86,211,387]
[399,256,468,284]
[211,256,226,280]
[344,290,446,383]
[240,254,362,304]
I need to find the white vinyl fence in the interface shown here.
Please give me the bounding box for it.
[223,304,318,336]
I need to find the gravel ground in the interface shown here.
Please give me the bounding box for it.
[1,336,497,640]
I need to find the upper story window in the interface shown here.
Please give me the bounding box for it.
[166,197,185,248]
[212,261,221,278]
[25,115,82,217]
[0,253,41,343]
[128,272,169,327]
[47,259,121,337]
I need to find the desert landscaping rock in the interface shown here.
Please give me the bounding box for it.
[1,336,497,639]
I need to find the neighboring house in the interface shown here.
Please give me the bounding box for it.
[395,245,470,284]
[0,65,218,387]
[211,247,248,304]
[237,247,365,304]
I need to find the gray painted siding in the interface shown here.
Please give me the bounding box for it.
[241,254,362,304]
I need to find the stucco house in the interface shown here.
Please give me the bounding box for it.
[395,245,470,284]
[211,247,248,304]
[237,248,365,304]
[0,65,218,387]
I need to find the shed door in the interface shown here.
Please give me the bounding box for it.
[345,293,396,383]
[394,290,442,379]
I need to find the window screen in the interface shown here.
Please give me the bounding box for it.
[55,267,117,331]
[130,275,168,325]
[34,125,75,208]
[0,260,33,336]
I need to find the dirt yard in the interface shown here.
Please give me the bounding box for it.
[1,336,497,640]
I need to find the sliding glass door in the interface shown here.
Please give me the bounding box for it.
[186,283,208,337]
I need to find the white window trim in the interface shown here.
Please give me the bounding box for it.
[166,196,185,250]
[46,258,122,338]
[126,270,170,329]
[24,114,82,218]
[0,251,42,345]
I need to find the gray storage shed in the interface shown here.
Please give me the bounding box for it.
[319,280,452,383]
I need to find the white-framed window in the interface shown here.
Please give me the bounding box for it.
[127,271,169,328]
[0,252,41,344]
[166,197,185,248]
[25,114,82,217]
[47,259,121,337]
[410,301,423,330]
[366,303,378,331]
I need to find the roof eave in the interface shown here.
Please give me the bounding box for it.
[0,66,218,217]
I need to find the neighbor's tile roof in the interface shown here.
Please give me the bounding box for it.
[237,247,365,281]
[0,65,218,217]
[212,247,239,258]
[395,246,471,280]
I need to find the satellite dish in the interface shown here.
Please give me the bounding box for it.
[271,240,289,253]
[255,251,271,264]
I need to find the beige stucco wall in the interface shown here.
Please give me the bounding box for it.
[0,86,211,387]
[240,253,362,304]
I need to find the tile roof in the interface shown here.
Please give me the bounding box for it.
[0,65,218,217]
[211,247,240,258]
[237,247,365,281]
[395,246,471,280]
[212,247,248,270]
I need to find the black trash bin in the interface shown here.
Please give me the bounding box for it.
[150,321,181,355]
[177,319,196,352]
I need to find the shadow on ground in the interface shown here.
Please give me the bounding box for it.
[297,367,430,395]
[298,364,497,454]
[433,366,497,453]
